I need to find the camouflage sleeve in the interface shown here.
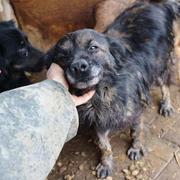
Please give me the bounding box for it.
[0,80,79,180]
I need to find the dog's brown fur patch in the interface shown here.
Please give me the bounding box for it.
[94,0,136,32]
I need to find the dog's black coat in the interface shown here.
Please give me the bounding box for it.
[0,21,44,92]
[45,0,179,177]
[45,1,178,130]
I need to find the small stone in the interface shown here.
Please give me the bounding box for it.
[136,161,144,168]
[129,164,136,171]
[136,174,143,180]
[68,160,75,166]
[132,170,139,176]
[125,175,132,180]
[60,166,67,173]
[68,160,75,167]
[74,151,80,155]
[90,166,95,170]
[122,169,130,175]
[81,152,87,157]
[142,167,147,172]
[106,176,113,180]
[79,164,84,171]
[64,174,74,180]
[92,170,96,176]
[57,162,62,167]
[68,163,73,167]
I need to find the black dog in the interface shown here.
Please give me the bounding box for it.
[0,21,44,92]
[45,0,179,178]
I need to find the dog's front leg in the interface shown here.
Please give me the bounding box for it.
[96,130,113,178]
[127,117,146,160]
[158,78,174,117]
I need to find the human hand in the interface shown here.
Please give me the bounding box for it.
[47,63,95,106]
[47,63,69,89]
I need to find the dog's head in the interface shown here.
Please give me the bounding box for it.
[45,29,126,91]
[0,21,44,75]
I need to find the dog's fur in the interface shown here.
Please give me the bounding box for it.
[0,21,44,92]
[45,0,179,178]
[95,0,180,81]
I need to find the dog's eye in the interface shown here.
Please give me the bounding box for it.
[88,46,98,52]
[20,41,25,47]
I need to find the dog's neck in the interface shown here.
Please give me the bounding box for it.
[69,86,96,96]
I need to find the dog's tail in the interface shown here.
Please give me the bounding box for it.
[163,0,180,18]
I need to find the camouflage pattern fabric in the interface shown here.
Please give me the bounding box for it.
[0,80,78,180]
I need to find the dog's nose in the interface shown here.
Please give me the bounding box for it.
[70,59,89,73]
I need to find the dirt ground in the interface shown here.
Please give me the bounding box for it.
[46,72,180,179]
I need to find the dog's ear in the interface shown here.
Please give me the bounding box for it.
[106,36,127,67]
[0,21,16,58]
[43,45,56,68]
[0,44,9,66]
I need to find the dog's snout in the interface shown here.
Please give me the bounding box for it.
[71,59,89,73]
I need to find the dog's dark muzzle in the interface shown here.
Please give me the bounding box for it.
[66,59,102,89]
[70,59,89,74]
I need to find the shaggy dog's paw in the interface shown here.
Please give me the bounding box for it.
[159,100,174,117]
[96,163,112,178]
[127,146,145,160]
